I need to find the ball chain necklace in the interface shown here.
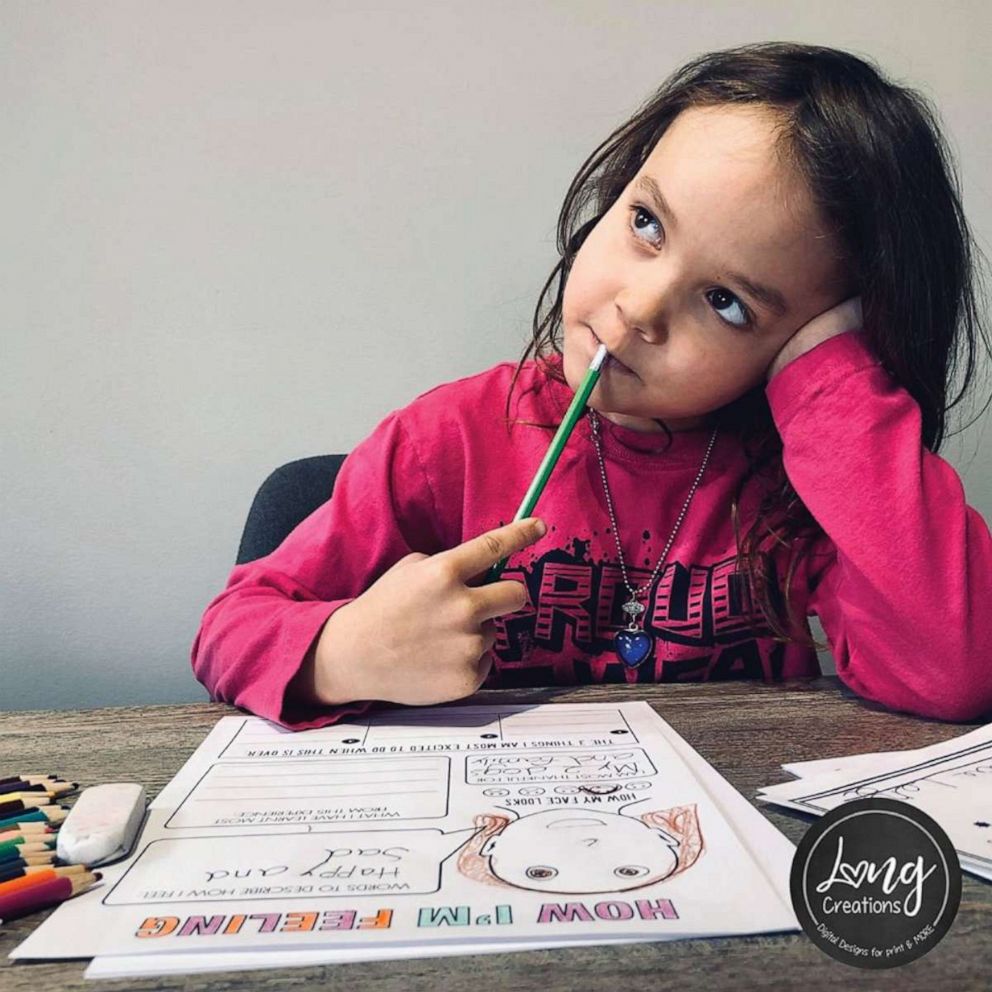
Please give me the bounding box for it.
[588,408,719,669]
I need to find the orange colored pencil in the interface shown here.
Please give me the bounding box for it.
[0,871,100,921]
[0,865,90,898]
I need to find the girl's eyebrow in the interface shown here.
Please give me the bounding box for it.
[632,175,790,318]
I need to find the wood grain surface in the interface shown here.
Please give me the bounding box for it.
[1,677,988,991]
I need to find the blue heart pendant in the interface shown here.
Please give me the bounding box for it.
[615,630,653,668]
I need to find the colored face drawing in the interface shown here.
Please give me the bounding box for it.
[479,808,679,893]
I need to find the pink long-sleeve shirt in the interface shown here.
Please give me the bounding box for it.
[191,331,992,728]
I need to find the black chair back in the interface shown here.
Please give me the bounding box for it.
[236,454,347,564]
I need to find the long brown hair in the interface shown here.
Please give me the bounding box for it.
[503,42,991,650]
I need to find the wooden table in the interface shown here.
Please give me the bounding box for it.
[1,677,989,990]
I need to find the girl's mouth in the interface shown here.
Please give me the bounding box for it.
[590,328,636,376]
[605,354,637,376]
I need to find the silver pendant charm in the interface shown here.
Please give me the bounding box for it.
[621,596,645,626]
[615,595,653,668]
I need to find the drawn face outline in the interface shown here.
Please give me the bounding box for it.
[478,808,679,893]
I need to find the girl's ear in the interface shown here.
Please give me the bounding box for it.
[639,803,705,875]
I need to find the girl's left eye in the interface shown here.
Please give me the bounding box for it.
[627,204,755,330]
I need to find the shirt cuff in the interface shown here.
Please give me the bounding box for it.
[274,598,381,730]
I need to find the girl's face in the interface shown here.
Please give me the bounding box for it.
[562,104,854,432]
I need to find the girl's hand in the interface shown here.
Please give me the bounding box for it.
[766,295,863,382]
[310,518,546,707]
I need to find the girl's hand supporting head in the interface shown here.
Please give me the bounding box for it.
[766,295,863,382]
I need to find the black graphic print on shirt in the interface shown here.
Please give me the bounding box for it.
[489,547,787,688]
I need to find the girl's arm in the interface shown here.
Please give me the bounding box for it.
[765,326,992,722]
[190,409,446,730]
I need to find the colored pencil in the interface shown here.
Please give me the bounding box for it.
[0,865,90,893]
[0,775,70,787]
[24,784,72,797]
[0,823,53,840]
[0,843,57,861]
[0,834,56,851]
[3,798,55,810]
[0,837,51,853]
[0,781,72,798]
[0,833,56,847]
[0,871,100,922]
[0,806,67,829]
[484,342,609,582]
[0,782,47,797]
[0,866,90,898]
[0,863,46,884]
[0,859,77,884]
[0,841,55,860]
[0,854,57,871]
[0,873,56,897]
[0,798,52,817]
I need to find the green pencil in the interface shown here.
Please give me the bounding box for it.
[485,343,609,583]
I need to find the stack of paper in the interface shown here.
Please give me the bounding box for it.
[10,702,799,980]
[757,723,992,882]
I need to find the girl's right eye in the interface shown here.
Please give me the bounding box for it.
[629,204,663,247]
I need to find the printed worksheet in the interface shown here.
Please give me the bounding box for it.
[780,749,924,779]
[12,702,799,970]
[758,722,992,881]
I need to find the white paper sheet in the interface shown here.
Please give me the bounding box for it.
[781,749,921,779]
[83,935,664,979]
[83,706,798,979]
[7,702,798,978]
[758,722,992,881]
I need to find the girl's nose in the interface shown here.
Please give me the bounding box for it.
[614,298,666,346]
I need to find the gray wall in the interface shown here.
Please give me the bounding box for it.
[3,1,990,712]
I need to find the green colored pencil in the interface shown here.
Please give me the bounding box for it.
[0,806,66,830]
[485,343,609,583]
[0,839,54,860]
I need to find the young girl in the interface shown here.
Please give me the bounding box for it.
[192,41,992,730]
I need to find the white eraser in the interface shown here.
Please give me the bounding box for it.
[56,783,147,867]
